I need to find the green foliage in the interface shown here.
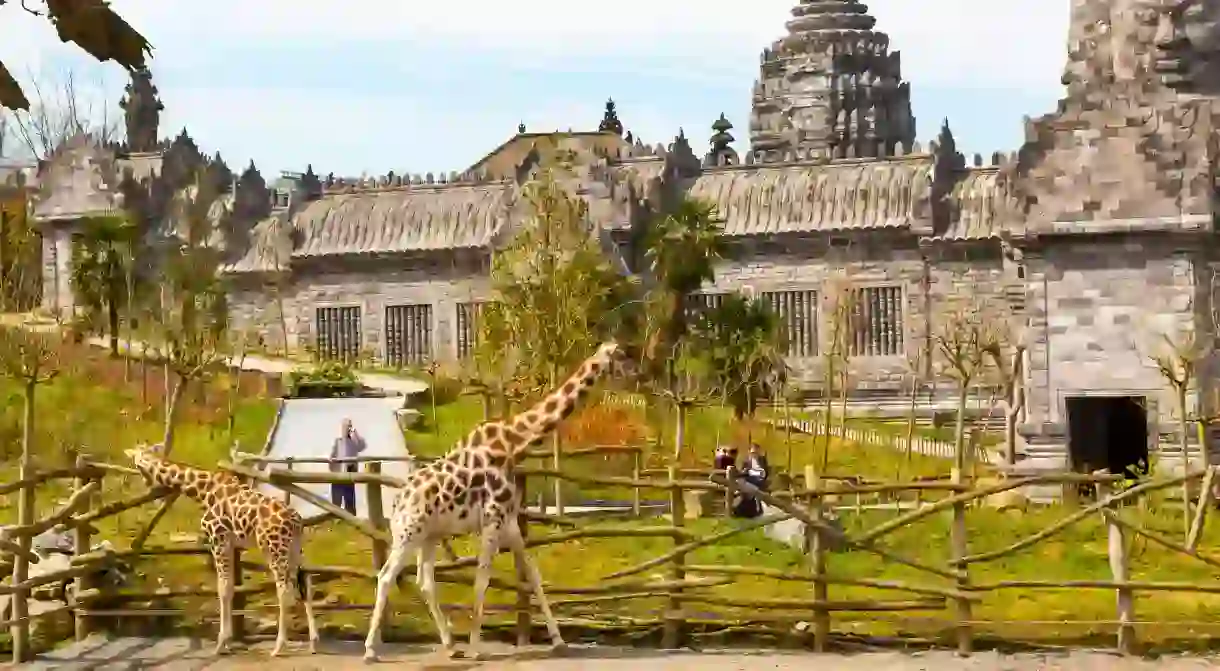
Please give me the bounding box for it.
[692,293,788,419]
[287,360,359,397]
[478,168,637,392]
[68,213,137,350]
[637,196,725,386]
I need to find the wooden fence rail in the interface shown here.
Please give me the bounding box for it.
[3,453,1218,662]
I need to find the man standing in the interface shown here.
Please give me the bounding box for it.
[329,418,366,515]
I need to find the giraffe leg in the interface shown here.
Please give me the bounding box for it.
[462,523,501,661]
[416,542,455,655]
[364,541,412,663]
[504,521,566,653]
[300,571,319,654]
[212,543,236,656]
[271,574,292,657]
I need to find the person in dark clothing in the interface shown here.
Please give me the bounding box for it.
[329,418,366,515]
[733,443,771,519]
[713,445,739,472]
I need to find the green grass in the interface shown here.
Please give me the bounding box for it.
[16,350,1220,651]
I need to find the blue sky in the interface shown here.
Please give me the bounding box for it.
[1,0,1071,177]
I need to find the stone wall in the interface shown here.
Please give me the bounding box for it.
[1021,235,1207,470]
[39,226,74,317]
[709,235,1015,393]
[230,252,492,363]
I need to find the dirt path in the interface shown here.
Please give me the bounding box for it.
[23,637,1220,671]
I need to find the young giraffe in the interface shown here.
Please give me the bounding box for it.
[125,443,319,657]
[363,340,636,662]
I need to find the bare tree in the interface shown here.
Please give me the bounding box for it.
[818,273,856,470]
[3,67,120,159]
[980,308,1026,467]
[934,301,998,473]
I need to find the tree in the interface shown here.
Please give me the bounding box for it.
[3,67,120,158]
[934,302,997,473]
[156,170,229,453]
[818,274,856,470]
[69,213,136,356]
[479,168,635,394]
[0,0,152,112]
[692,293,787,423]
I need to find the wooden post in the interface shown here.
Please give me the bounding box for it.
[1100,480,1136,654]
[662,465,686,650]
[10,467,34,663]
[724,465,735,517]
[232,548,245,641]
[514,473,533,646]
[805,464,830,652]
[632,448,642,518]
[282,458,294,506]
[366,462,388,571]
[552,432,564,517]
[948,467,972,655]
[72,456,96,641]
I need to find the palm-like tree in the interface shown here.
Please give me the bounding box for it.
[69,214,136,356]
[639,196,725,376]
[695,294,788,421]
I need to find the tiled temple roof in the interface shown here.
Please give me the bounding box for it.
[687,157,933,235]
[936,166,1022,241]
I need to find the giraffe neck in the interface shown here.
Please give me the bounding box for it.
[506,351,612,455]
[138,455,221,504]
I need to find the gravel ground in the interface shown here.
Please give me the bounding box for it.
[22,637,1220,671]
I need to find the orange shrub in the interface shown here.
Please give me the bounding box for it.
[560,403,646,448]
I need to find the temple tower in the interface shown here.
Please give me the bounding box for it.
[748,0,915,161]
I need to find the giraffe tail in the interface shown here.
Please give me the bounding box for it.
[295,567,309,601]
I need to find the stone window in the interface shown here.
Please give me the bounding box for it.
[760,289,819,358]
[314,306,361,363]
[848,286,904,357]
[456,301,486,359]
[684,292,728,323]
[385,303,433,367]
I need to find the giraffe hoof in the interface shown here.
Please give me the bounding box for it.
[212,643,231,657]
[363,648,379,664]
[446,646,464,659]
[550,641,569,656]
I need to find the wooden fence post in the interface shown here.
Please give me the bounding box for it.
[366,462,388,572]
[1100,479,1136,654]
[73,456,96,641]
[282,458,294,507]
[804,464,830,652]
[10,463,35,663]
[662,465,686,649]
[514,473,533,646]
[948,467,972,655]
[632,448,642,518]
[724,465,735,517]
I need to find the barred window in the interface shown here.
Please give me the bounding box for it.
[385,304,433,367]
[761,290,818,357]
[848,286,903,357]
[456,301,486,359]
[684,292,728,322]
[314,306,361,363]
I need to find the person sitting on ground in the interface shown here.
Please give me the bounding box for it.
[733,443,771,519]
[329,418,366,515]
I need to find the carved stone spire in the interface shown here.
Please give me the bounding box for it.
[119,67,163,153]
[704,113,739,167]
[748,0,915,161]
[598,98,623,136]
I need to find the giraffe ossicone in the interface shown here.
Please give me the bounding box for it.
[363,340,636,662]
[125,442,319,657]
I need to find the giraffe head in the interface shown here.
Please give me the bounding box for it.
[594,340,638,383]
[125,442,167,479]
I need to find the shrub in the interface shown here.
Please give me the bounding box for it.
[286,361,360,398]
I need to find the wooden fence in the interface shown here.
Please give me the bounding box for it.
[5,450,1220,662]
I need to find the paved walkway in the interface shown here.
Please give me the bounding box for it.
[24,637,1220,670]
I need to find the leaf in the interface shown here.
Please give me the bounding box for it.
[44,0,153,73]
[0,61,29,111]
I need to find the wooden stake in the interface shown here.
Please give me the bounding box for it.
[662,465,685,650]
[1100,480,1136,654]
[366,462,388,572]
[72,457,95,641]
[949,467,972,656]
[805,464,829,652]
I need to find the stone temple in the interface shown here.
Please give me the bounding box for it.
[27,0,1220,477]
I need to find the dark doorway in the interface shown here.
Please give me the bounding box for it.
[1066,396,1150,479]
